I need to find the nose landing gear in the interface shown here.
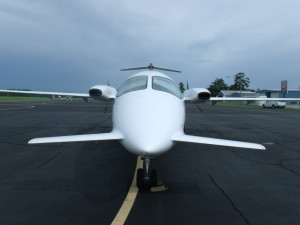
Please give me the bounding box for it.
[136,156,157,189]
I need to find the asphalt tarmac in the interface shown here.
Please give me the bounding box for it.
[0,101,299,225]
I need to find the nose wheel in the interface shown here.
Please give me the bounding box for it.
[136,156,157,189]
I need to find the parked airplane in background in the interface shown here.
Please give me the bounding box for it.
[1,64,300,188]
[57,96,73,101]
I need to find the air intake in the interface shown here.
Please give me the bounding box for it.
[89,89,102,97]
[198,92,211,100]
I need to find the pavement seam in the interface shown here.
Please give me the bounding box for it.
[74,117,111,135]
[38,151,63,167]
[208,175,250,225]
[278,159,300,177]
[229,149,300,177]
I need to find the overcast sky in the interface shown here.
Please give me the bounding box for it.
[1,0,300,92]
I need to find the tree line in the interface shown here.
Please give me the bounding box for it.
[179,72,252,97]
[208,72,252,96]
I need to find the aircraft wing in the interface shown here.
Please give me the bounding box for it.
[29,131,123,144]
[0,89,89,98]
[173,132,265,150]
[210,97,300,101]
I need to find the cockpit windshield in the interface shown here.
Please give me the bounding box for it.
[152,76,183,99]
[117,75,148,97]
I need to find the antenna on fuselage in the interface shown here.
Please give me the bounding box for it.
[120,63,181,73]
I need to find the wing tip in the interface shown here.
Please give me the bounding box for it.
[259,145,266,150]
[28,139,40,144]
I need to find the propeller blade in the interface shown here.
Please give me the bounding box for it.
[121,63,181,73]
[104,100,110,113]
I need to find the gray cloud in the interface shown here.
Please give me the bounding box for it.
[0,0,300,92]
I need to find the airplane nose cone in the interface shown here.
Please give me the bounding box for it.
[114,94,185,156]
[122,135,173,156]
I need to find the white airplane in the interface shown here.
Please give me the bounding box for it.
[57,95,73,101]
[1,64,300,188]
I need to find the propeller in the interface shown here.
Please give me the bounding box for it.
[121,63,181,73]
[104,100,110,113]
[103,79,110,113]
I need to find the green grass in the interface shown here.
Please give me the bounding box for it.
[217,102,298,110]
[216,102,261,108]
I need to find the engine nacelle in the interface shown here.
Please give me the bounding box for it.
[183,88,211,103]
[89,85,117,101]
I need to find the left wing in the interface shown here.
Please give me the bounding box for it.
[173,132,265,150]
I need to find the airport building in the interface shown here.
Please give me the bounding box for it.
[217,90,256,98]
[217,89,300,107]
[256,89,300,99]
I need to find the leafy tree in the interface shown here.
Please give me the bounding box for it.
[208,78,228,97]
[179,82,185,93]
[231,72,250,90]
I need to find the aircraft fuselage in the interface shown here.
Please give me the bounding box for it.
[113,71,185,156]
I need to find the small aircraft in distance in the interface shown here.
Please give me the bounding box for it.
[57,96,72,101]
[1,64,300,188]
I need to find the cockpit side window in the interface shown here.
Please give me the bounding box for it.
[152,76,183,99]
[117,75,148,97]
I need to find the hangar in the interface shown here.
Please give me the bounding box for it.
[256,89,300,106]
[256,89,300,99]
[217,90,256,98]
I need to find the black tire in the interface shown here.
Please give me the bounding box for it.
[150,169,157,187]
[136,168,144,188]
[272,105,275,109]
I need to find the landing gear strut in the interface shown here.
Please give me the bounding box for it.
[136,156,157,189]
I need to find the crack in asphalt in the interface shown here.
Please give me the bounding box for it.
[208,175,250,225]
[278,159,300,176]
[186,115,300,154]
[229,149,300,177]
[222,116,300,144]
[0,114,112,148]
[185,116,300,178]
[74,115,112,135]
[38,151,63,167]
[0,113,85,142]
[0,141,29,147]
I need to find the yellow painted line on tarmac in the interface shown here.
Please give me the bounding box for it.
[111,156,143,225]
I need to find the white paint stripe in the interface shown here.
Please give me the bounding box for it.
[111,156,143,225]
[0,105,34,111]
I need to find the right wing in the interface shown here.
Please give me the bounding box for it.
[29,130,123,144]
[0,89,89,98]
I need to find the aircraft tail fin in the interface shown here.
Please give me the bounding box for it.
[172,133,265,150]
[29,131,123,144]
